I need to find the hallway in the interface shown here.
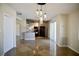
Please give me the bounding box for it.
[0,3,79,56]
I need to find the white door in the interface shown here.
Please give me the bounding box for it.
[50,22,56,42]
[4,15,14,53]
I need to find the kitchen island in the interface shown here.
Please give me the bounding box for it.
[24,31,35,40]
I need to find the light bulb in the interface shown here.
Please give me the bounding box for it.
[40,17,43,24]
[39,9,43,16]
[44,13,47,19]
[35,23,39,27]
[36,9,39,16]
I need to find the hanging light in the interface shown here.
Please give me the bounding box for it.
[36,3,47,24]
[36,9,39,16]
[39,9,43,16]
[40,5,43,16]
[44,13,47,19]
[40,17,43,24]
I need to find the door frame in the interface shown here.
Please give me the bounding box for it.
[3,13,14,54]
[49,21,56,42]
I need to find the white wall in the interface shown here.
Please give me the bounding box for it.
[21,20,26,32]
[0,4,16,55]
[20,20,26,39]
[68,11,79,53]
[16,23,21,36]
[16,17,26,40]
[56,11,79,53]
[56,14,68,47]
[16,16,27,40]
[0,8,3,55]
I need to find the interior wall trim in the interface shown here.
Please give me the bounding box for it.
[68,46,79,54]
[57,43,68,47]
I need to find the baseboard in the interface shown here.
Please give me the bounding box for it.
[60,45,68,47]
[68,46,79,54]
[57,43,79,54]
[57,43,68,47]
[4,47,16,56]
[0,49,4,56]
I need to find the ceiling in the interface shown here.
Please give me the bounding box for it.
[8,3,79,21]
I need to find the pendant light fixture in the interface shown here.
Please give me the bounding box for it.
[36,3,47,24]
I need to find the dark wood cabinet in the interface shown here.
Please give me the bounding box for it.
[34,27,39,37]
[34,26,45,37]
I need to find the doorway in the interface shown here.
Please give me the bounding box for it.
[3,14,14,54]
